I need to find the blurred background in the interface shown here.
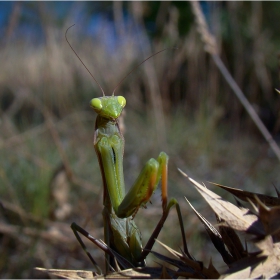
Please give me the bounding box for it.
[1,1,280,278]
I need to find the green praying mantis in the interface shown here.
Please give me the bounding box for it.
[66,25,189,273]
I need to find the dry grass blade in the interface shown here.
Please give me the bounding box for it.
[272,184,280,198]
[35,266,178,279]
[179,169,264,236]
[98,267,176,279]
[155,239,202,272]
[0,221,74,244]
[209,182,280,207]
[1,199,43,226]
[34,268,96,279]
[149,249,193,272]
[185,197,234,265]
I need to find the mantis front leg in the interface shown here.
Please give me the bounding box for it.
[116,151,189,262]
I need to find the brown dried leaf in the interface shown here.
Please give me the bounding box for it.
[185,197,234,265]
[160,266,172,279]
[215,214,247,261]
[219,255,267,279]
[179,170,264,236]
[210,182,280,207]
[221,242,280,279]
[207,258,220,279]
[255,235,274,255]
[257,199,280,240]
[219,224,280,278]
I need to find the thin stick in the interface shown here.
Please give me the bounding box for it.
[190,1,280,162]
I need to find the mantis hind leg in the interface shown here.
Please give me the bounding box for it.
[71,222,103,275]
[140,197,191,261]
[71,222,135,273]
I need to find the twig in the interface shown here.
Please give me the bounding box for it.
[1,200,43,224]
[190,1,280,162]
[0,221,74,244]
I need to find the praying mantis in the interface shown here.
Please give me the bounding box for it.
[66,25,188,273]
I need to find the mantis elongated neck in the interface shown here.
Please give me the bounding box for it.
[95,115,122,139]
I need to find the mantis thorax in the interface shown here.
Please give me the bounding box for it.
[90,96,126,120]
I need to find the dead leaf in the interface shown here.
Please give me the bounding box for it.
[179,170,265,236]
[221,243,280,279]
[160,266,172,279]
[185,197,234,265]
[209,182,280,207]
[257,199,280,240]
[219,255,267,279]
[215,214,247,261]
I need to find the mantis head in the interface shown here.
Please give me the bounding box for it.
[90,96,126,120]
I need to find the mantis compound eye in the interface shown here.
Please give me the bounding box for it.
[90,98,102,111]
[117,96,126,108]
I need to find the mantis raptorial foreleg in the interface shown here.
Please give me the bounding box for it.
[66,25,189,273]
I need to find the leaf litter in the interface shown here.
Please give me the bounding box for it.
[36,170,280,279]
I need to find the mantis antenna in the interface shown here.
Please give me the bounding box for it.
[112,48,177,96]
[65,24,177,97]
[65,24,105,96]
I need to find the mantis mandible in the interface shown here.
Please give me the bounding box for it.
[66,25,189,273]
